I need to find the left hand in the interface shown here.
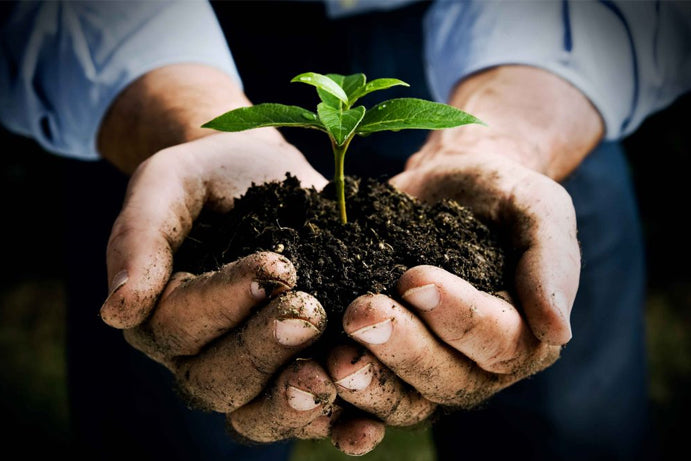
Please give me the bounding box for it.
[327,149,579,422]
[327,64,598,448]
[233,150,579,451]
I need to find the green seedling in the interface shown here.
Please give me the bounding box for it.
[202,72,484,224]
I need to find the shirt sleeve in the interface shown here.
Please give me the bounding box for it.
[0,0,241,161]
[423,0,691,140]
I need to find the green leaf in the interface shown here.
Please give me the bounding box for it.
[357,98,484,134]
[291,72,348,105]
[202,103,323,132]
[342,73,367,98]
[317,103,366,145]
[318,73,367,109]
[351,78,409,102]
[317,74,344,109]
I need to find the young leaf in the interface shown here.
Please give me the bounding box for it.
[341,73,367,100]
[357,98,484,134]
[292,72,348,105]
[318,73,367,109]
[202,103,323,132]
[317,74,344,109]
[351,78,409,103]
[317,102,366,145]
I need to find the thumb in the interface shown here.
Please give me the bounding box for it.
[100,152,205,329]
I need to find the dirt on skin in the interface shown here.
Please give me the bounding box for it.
[174,174,508,356]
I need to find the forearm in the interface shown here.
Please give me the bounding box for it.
[411,65,604,181]
[97,64,259,174]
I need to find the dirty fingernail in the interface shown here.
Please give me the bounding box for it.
[287,386,320,411]
[552,291,570,316]
[250,280,266,300]
[335,363,373,391]
[274,318,320,346]
[555,291,573,336]
[251,280,291,300]
[402,283,440,311]
[108,270,129,295]
[350,319,392,345]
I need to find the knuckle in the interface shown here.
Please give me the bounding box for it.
[445,372,504,409]
[172,357,247,414]
[385,395,436,427]
[245,345,279,376]
[123,326,169,366]
[394,350,434,383]
[228,414,294,444]
[234,327,277,376]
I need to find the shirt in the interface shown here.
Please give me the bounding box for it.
[0,0,239,160]
[424,0,691,141]
[1,0,689,160]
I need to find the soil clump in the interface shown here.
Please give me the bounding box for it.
[174,174,507,353]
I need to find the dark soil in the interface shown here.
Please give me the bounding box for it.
[174,174,507,354]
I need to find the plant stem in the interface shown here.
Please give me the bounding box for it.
[332,138,352,224]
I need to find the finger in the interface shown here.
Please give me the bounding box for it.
[227,359,337,443]
[101,153,208,329]
[398,265,558,374]
[143,291,326,412]
[328,344,436,426]
[510,185,580,345]
[291,404,386,457]
[142,252,295,357]
[330,416,386,457]
[344,294,525,408]
[293,404,344,440]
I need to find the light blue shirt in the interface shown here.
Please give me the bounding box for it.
[1,0,689,160]
[0,0,239,160]
[424,0,691,140]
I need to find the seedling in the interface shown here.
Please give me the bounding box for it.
[202,72,484,223]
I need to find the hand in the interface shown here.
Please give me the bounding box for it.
[99,130,388,455]
[95,65,387,454]
[99,130,354,438]
[327,150,579,424]
[100,129,327,328]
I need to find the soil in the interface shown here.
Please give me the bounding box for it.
[174,174,508,356]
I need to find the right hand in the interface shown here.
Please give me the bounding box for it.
[99,129,352,439]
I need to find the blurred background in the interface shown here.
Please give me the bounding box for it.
[1,89,689,460]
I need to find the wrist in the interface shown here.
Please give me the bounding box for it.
[409,65,604,181]
[408,126,545,176]
[98,63,265,174]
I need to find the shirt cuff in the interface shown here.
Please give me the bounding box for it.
[423,0,636,140]
[1,0,240,161]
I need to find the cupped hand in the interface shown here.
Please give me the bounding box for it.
[99,130,347,436]
[393,151,580,346]
[98,129,386,455]
[100,129,326,328]
[328,151,579,422]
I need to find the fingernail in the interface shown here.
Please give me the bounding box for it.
[251,280,291,300]
[552,291,569,316]
[553,291,573,335]
[350,319,392,345]
[274,318,320,346]
[250,281,266,300]
[335,363,373,391]
[286,386,320,411]
[402,283,440,311]
[108,270,128,295]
